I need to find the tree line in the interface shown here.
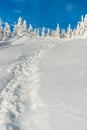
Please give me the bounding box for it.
[0,14,87,41]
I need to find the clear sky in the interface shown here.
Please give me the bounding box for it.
[0,0,87,29]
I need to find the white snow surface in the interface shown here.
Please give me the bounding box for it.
[0,36,87,130]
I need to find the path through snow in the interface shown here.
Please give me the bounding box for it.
[0,37,60,130]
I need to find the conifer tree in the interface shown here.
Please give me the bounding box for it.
[81,15,84,23]
[37,28,40,37]
[17,17,23,36]
[22,20,27,34]
[55,24,60,37]
[67,24,72,38]
[75,22,81,37]
[41,27,45,37]
[3,22,11,40]
[0,19,3,41]
[33,28,37,37]
[46,29,50,37]
[61,29,66,38]
[28,24,33,37]
[84,14,87,25]
[13,17,23,37]
[28,24,33,33]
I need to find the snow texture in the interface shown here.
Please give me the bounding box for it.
[0,36,87,130]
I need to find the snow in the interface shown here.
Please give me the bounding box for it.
[39,38,87,130]
[0,36,87,130]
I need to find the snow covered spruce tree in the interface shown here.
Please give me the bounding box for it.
[28,24,33,37]
[80,16,85,36]
[33,28,37,37]
[83,14,87,27]
[13,17,27,37]
[72,29,76,38]
[67,24,72,38]
[41,27,45,37]
[33,28,40,37]
[74,15,85,38]
[3,22,11,40]
[75,22,81,37]
[51,24,60,37]
[13,17,22,36]
[46,29,51,37]
[61,29,66,38]
[55,24,60,37]
[0,19,3,41]
[37,28,40,37]
[22,20,27,34]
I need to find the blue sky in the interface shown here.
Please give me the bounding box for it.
[0,0,87,29]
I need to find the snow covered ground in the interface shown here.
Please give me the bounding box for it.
[0,36,87,130]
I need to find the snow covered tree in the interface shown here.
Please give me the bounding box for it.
[80,15,87,37]
[22,20,27,34]
[37,28,40,37]
[13,17,24,37]
[46,29,50,37]
[55,24,60,37]
[17,17,24,36]
[72,29,76,38]
[0,19,3,41]
[18,17,22,25]
[51,24,60,37]
[61,29,66,38]
[79,15,84,28]
[13,24,17,37]
[33,28,37,37]
[81,15,84,23]
[51,30,55,37]
[28,24,33,33]
[84,14,87,26]
[28,24,33,37]
[75,21,83,37]
[77,22,80,29]
[3,22,11,40]
[41,27,45,37]
[67,24,72,38]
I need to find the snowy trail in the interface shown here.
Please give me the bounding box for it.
[0,37,59,130]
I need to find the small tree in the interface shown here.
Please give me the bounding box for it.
[17,17,23,36]
[0,19,3,41]
[28,24,33,37]
[3,22,11,40]
[72,29,76,38]
[37,28,40,37]
[84,14,87,26]
[81,15,84,23]
[67,24,72,38]
[41,27,45,37]
[28,24,33,32]
[55,24,60,37]
[75,22,81,37]
[80,15,85,28]
[22,20,27,34]
[13,17,23,37]
[61,29,66,38]
[46,29,50,37]
[33,28,37,37]
[13,24,17,37]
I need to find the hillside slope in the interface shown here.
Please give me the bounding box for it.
[0,37,87,130]
[39,39,87,130]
